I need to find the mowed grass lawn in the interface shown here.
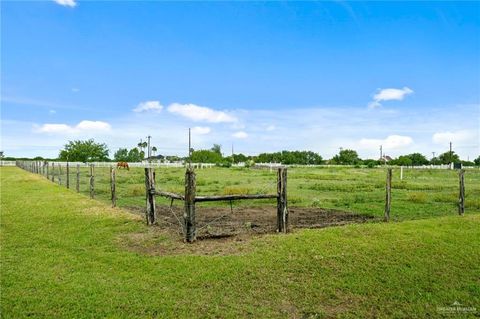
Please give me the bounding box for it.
[1,167,479,318]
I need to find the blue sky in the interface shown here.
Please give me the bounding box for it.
[1,1,479,160]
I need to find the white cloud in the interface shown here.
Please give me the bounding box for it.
[232,131,248,139]
[76,120,111,131]
[432,130,476,144]
[133,101,163,113]
[35,120,111,134]
[266,125,276,131]
[368,87,413,108]
[191,126,211,135]
[53,0,76,7]
[168,103,236,123]
[37,124,72,134]
[359,135,413,150]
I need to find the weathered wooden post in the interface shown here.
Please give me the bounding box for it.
[76,164,80,193]
[384,168,392,222]
[51,163,55,183]
[58,165,62,185]
[144,168,156,225]
[89,164,95,199]
[400,166,404,180]
[111,167,116,207]
[46,162,49,180]
[277,167,288,233]
[66,162,70,189]
[458,169,465,216]
[184,168,196,242]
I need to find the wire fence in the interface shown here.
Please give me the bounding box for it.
[14,160,480,241]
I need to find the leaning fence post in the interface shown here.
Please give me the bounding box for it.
[277,167,288,233]
[51,163,55,183]
[89,164,95,199]
[384,168,392,222]
[458,169,465,216]
[144,168,156,225]
[66,162,70,189]
[184,168,196,242]
[111,167,116,207]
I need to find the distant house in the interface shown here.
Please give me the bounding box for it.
[380,155,393,163]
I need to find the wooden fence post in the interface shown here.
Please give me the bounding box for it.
[66,162,70,189]
[184,168,196,242]
[144,168,156,225]
[384,168,392,222]
[277,167,288,233]
[58,165,62,185]
[76,164,80,193]
[89,164,95,199]
[51,163,55,183]
[111,167,116,207]
[458,169,465,216]
[46,162,49,180]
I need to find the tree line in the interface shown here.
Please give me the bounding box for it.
[2,139,479,167]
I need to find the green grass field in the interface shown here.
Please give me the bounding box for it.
[50,165,480,221]
[1,167,479,318]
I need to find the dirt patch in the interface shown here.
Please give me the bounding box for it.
[122,205,375,255]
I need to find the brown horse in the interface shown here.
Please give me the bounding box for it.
[117,162,129,170]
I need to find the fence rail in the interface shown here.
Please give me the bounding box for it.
[145,167,288,242]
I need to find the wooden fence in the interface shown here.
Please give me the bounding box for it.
[14,161,470,243]
[145,167,288,242]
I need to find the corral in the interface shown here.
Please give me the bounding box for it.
[16,161,480,242]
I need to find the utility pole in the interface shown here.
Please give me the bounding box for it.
[147,135,151,162]
[231,143,234,166]
[449,141,453,164]
[380,145,383,164]
[432,151,436,159]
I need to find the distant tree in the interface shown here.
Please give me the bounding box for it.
[391,155,413,166]
[114,148,129,162]
[191,149,222,163]
[151,146,157,156]
[128,148,144,162]
[137,141,147,156]
[461,160,475,167]
[58,139,109,162]
[332,149,361,165]
[166,155,181,162]
[474,155,480,166]
[407,153,429,166]
[234,153,248,163]
[0,151,4,159]
[430,157,442,165]
[211,144,222,155]
[255,150,322,165]
[391,153,428,166]
[438,151,460,164]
